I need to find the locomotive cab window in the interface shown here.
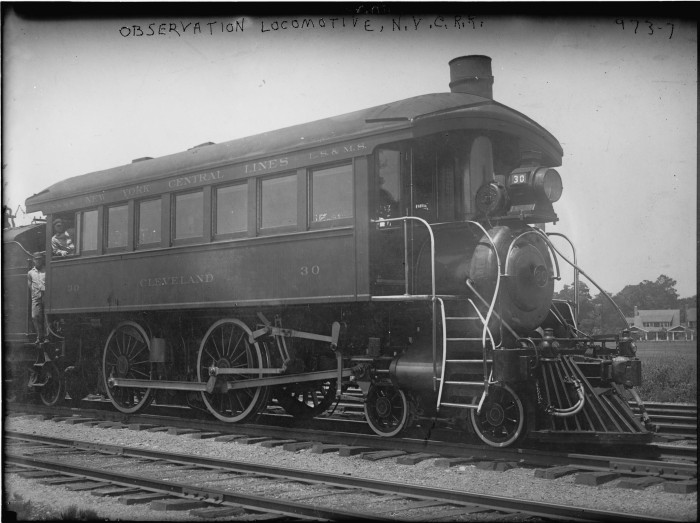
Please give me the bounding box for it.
[215,183,248,238]
[310,163,353,228]
[106,204,128,251]
[137,198,162,247]
[260,173,297,232]
[173,190,204,243]
[374,148,403,225]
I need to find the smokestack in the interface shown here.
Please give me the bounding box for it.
[448,55,493,99]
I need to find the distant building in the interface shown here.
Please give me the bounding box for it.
[627,307,693,341]
[684,307,696,340]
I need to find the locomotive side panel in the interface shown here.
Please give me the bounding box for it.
[46,230,357,313]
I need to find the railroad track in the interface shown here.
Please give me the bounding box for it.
[6,405,697,482]
[629,402,698,437]
[5,430,691,522]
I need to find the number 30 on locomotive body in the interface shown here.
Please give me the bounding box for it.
[4,56,653,447]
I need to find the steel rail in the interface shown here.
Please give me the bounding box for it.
[5,431,679,522]
[3,448,371,521]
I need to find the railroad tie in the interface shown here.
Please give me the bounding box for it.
[184,432,222,440]
[574,471,620,486]
[127,423,158,431]
[150,498,211,512]
[433,457,477,468]
[259,439,298,448]
[361,450,407,461]
[338,446,375,456]
[166,427,199,436]
[91,487,142,497]
[534,465,581,480]
[664,479,697,494]
[190,506,246,518]
[118,492,173,505]
[396,453,440,465]
[213,434,247,443]
[616,476,666,490]
[311,443,347,454]
[476,461,518,472]
[282,441,315,452]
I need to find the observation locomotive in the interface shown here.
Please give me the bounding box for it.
[4,56,653,447]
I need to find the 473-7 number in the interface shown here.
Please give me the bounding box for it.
[300,265,320,276]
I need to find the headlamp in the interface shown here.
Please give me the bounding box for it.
[507,166,563,205]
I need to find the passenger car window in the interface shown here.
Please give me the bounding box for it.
[76,210,97,254]
[138,199,161,246]
[311,164,353,224]
[174,191,203,240]
[261,174,297,230]
[106,205,128,249]
[215,184,247,236]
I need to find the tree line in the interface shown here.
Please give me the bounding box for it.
[553,274,697,335]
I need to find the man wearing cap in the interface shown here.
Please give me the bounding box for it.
[51,218,75,257]
[27,253,48,344]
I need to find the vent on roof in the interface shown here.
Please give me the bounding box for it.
[132,157,153,163]
[448,55,494,99]
[188,142,215,150]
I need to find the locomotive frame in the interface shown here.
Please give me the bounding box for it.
[5,55,653,448]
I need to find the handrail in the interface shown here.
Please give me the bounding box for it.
[533,228,628,328]
[372,216,437,389]
[546,231,579,322]
[436,297,448,409]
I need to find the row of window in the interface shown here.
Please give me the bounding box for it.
[642,321,673,328]
[66,163,353,256]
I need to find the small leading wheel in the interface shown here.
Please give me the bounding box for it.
[102,321,154,414]
[364,383,411,437]
[470,384,525,448]
[197,319,269,423]
[275,380,337,419]
[38,360,64,407]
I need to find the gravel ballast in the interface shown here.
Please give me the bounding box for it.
[3,416,697,521]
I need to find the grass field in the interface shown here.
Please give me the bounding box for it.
[634,340,697,404]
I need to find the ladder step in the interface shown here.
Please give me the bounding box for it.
[445,359,491,364]
[440,380,484,386]
[445,317,480,321]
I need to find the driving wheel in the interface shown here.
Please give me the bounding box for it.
[197,318,269,422]
[102,321,154,414]
[275,379,337,419]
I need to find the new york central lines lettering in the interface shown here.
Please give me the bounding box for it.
[168,171,223,188]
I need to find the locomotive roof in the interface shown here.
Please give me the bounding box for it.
[25,92,563,212]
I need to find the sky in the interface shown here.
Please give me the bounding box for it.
[2,5,697,298]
